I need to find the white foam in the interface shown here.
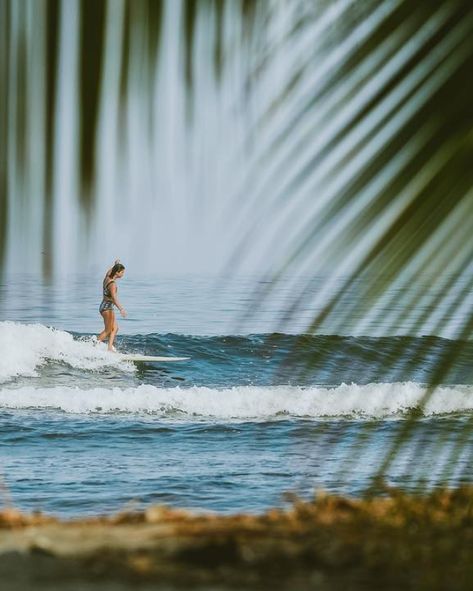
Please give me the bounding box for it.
[0,382,472,419]
[0,321,132,382]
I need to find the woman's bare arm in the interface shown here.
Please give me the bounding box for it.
[104,259,121,279]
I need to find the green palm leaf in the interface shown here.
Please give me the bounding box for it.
[227,0,473,486]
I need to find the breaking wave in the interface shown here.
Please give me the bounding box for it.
[0,321,134,383]
[0,382,472,419]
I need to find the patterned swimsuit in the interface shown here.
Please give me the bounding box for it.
[99,279,115,313]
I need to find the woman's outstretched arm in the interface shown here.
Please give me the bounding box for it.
[109,283,127,317]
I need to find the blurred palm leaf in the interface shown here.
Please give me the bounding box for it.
[227,0,473,485]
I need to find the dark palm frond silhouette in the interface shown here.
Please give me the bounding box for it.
[0,0,10,265]
[228,0,473,486]
[231,2,472,333]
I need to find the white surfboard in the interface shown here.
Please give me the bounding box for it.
[118,353,190,363]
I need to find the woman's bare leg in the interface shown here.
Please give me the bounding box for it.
[108,318,119,351]
[98,311,114,343]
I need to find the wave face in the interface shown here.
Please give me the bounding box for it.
[2,321,473,388]
[1,382,472,419]
[1,320,473,420]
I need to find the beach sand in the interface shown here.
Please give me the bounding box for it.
[0,487,472,590]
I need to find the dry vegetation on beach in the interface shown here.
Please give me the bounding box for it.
[0,488,472,590]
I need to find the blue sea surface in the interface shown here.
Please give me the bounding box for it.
[0,274,472,517]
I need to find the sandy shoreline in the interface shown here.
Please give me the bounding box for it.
[1,488,472,590]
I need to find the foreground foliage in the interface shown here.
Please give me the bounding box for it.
[0,488,472,590]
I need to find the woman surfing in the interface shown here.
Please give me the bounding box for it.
[97,260,127,352]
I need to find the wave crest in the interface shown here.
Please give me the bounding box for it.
[0,321,132,382]
[0,383,471,419]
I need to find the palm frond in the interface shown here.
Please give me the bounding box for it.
[227,0,473,487]
[0,0,10,265]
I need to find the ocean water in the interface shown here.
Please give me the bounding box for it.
[0,274,472,517]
